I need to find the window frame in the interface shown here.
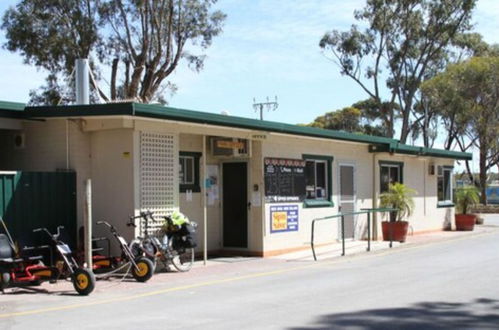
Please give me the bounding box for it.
[379,161,404,193]
[437,165,454,208]
[302,154,334,208]
[179,151,201,193]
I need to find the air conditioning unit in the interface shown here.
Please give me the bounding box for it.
[210,137,251,158]
[13,133,25,149]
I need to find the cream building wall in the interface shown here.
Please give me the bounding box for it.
[373,153,455,232]
[262,134,374,254]
[0,115,459,257]
[261,134,456,255]
[90,128,135,241]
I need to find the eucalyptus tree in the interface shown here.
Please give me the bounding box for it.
[2,0,226,104]
[422,57,499,203]
[319,0,476,142]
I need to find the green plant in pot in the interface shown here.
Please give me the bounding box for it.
[379,182,416,242]
[454,186,479,231]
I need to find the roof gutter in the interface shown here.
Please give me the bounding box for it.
[368,142,472,161]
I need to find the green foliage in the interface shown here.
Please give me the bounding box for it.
[422,56,499,203]
[379,183,416,222]
[320,0,476,142]
[308,99,392,136]
[309,106,362,132]
[2,0,226,104]
[455,186,479,214]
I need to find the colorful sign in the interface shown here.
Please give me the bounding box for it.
[270,205,299,233]
[216,140,245,149]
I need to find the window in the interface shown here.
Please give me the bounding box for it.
[179,152,201,192]
[379,161,403,193]
[438,166,453,204]
[302,155,334,208]
[305,160,328,200]
[179,156,195,185]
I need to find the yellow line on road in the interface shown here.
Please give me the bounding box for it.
[0,262,322,319]
[1,229,496,319]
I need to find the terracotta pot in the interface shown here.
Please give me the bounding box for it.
[455,214,476,231]
[382,221,409,242]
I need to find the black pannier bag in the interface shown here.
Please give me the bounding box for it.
[174,223,197,249]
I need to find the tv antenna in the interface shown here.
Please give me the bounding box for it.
[253,96,278,120]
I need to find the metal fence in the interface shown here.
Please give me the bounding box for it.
[310,207,398,261]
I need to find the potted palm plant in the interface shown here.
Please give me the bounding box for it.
[379,182,416,242]
[455,186,479,231]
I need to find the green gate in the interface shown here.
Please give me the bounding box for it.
[0,171,77,248]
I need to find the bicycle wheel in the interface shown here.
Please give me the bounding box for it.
[129,239,157,271]
[170,246,194,272]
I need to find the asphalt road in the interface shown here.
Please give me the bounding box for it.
[2,220,499,330]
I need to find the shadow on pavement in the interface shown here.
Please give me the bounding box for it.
[290,298,499,329]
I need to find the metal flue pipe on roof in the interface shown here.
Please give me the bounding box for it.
[75,59,90,105]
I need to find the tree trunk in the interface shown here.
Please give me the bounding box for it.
[479,143,488,205]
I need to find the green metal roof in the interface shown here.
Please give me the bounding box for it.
[17,101,472,161]
[0,100,26,118]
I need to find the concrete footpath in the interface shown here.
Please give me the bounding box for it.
[203,214,499,264]
[2,215,499,297]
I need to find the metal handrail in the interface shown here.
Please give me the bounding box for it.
[311,207,398,261]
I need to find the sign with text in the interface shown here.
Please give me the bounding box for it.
[270,205,299,233]
[264,158,306,203]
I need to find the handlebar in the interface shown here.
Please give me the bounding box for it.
[127,210,158,228]
[97,220,111,227]
[32,226,64,240]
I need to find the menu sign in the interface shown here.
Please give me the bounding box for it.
[264,158,306,202]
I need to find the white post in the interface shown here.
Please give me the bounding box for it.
[202,136,208,266]
[84,179,93,269]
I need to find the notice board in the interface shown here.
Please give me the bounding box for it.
[264,158,306,202]
[270,205,299,233]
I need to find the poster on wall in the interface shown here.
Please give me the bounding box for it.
[264,158,306,203]
[270,205,299,233]
[206,165,219,206]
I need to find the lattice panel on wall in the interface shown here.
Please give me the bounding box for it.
[139,131,179,234]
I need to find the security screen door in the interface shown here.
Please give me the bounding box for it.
[222,162,248,248]
[339,164,356,239]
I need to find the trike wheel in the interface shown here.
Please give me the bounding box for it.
[132,257,154,282]
[0,270,10,291]
[171,247,194,272]
[72,268,96,295]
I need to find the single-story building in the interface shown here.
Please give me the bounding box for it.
[0,100,471,257]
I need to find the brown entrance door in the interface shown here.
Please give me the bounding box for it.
[222,162,248,248]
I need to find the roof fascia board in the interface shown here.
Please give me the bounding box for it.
[22,102,471,161]
[131,103,397,145]
[369,143,471,160]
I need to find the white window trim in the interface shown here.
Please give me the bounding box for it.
[306,159,329,200]
[179,156,195,185]
[438,166,453,204]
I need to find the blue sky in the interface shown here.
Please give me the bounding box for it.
[0,0,498,129]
